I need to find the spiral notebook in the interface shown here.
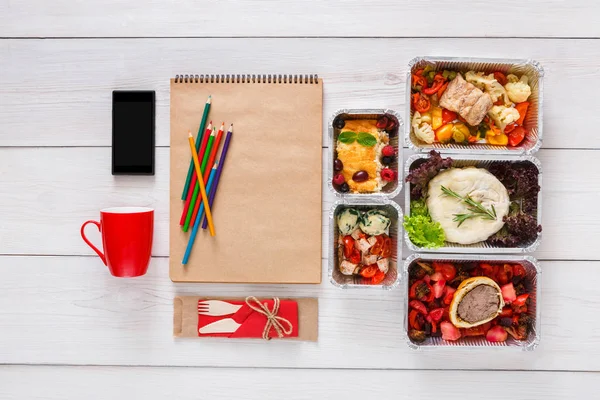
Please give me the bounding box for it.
[170,74,323,284]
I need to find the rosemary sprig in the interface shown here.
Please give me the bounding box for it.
[440,185,497,227]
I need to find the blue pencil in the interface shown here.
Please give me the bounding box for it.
[182,162,219,265]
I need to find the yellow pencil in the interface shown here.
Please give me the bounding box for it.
[188,131,216,236]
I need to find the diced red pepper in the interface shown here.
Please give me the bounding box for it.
[499,307,513,318]
[515,102,530,125]
[443,286,456,306]
[409,310,422,330]
[504,123,517,134]
[513,294,530,307]
[441,109,457,125]
[513,264,526,279]
[422,73,446,95]
[437,81,449,98]
[430,272,444,282]
[508,126,527,147]
[493,72,508,85]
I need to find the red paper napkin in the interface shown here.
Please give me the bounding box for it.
[197,299,299,339]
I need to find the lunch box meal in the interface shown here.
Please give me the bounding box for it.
[329,109,403,198]
[406,57,543,154]
[329,201,402,289]
[404,152,542,253]
[404,254,540,350]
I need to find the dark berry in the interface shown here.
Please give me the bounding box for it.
[386,117,398,131]
[333,117,345,130]
[339,182,350,193]
[381,155,394,165]
[333,174,345,186]
[334,159,343,171]
[376,116,390,129]
[499,317,513,327]
[352,170,369,182]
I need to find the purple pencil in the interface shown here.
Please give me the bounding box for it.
[202,123,233,229]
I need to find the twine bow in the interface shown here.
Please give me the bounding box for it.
[245,296,293,340]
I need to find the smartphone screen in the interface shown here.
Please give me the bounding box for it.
[112,91,155,175]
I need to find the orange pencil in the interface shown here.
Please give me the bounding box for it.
[187,131,215,236]
[191,122,224,224]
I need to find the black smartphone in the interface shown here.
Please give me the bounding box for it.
[112,90,155,175]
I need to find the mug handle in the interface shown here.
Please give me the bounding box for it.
[80,220,107,266]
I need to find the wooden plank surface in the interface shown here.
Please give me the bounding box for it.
[0,0,598,38]
[0,255,597,371]
[0,147,596,260]
[0,38,599,149]
[1,365,597,400]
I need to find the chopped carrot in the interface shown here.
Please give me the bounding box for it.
[515,102,530,125]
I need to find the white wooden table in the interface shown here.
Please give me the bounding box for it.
[2,1,600,398]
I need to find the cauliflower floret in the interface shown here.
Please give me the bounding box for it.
[488,105,521,132]
[465,71,510,105]
[465,71,491,90]
[506,74,519,83]
[412,111,435,144]
[505,75,531,103]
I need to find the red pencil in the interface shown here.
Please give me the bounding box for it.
[190,122,224,224]
[180,121,212,225]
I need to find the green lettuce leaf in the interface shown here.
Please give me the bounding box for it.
[403,215,445,249]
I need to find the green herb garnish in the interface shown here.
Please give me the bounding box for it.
[338,131,377,147]
[440,185,497,227]
[357,132,377,147]
[338,131,357,144]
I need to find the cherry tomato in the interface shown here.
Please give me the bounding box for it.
[513,264,526,279]
[370,235,384,256]
[480,263,497,280]
[433,262,456,281]
[428,308,444,322]
[412,74,428,90]
[342,236,354,258]
[409,300,428,315]
[496,264,514,285]
[360,265,378,278]
[508,126,526,147]
[348,248,361,264]
[371,270,386,285]
[493,71,508,85]
[412,92,431,113]
[381,235,392,258]
[409,280,434,303]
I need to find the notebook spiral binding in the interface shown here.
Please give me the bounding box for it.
[174,74,319,84]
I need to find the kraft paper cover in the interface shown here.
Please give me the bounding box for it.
[170,79,323,283]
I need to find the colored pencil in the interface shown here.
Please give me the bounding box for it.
[182,162,219,264]
[182,127,216,232]
[202,124,233,229]
[189,123,224,225]
[187,131,215,236]
[180,121,212,225]
[181,96,211,200]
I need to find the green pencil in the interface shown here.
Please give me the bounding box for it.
[181,95,211,200]
[182,127,216,232]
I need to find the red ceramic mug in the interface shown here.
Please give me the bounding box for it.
[81,207,154,277]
